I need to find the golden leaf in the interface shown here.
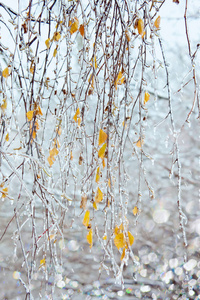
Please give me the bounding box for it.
[40,258,46,267]
[26,110,34,121]
[98,143,107,158]
[128,231,134,246]
[78,117,81,127]
[45,38,50,49]
[53,32,61,41]
[95,187,103,203]
[115,70,125,89]
[144,91,150,104]
[136,139,144,148]
[30,65,34,74]
[70,17,79,35]
[2,67,9,78]
[114,233,126,250]
[132,206,138,216]
[47,156,54,166]
[125,28,131,42]
[79,24,84,37]
[137,19,144,35]
[103,235,107,240]
[5,133,9,142]
[83,210,90,227]
[53,48,57,57]
[80,194,87,210]
[154,16,161,29]
[93,201,97,210]
[86,228,93,248]
[1,99,7,113]
[1,187,8,198]
[73,107,80,122]
[102,158,106,169]
[95,167,100,183]
[49,147,59,157]
[108,178,111,188]
[36,105,43,116]
[121,248,126,261]
[98,129,107,146]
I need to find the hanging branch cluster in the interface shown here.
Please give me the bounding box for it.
[0,0,199,297]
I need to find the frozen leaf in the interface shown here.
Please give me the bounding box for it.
[95,187,103,203]
[93,201,97,210]
[132,206,138,216]
[121,248,126,261]
[53,48,57,57]
[1,99,7,113]
[70,150,73,160]
[144,91,150,104]
[5,133,9,141]
[108,178,111,188]
[53,32,61,41]
[136,139,144,148]
[115,70,125,89]
[2,67,9,78]
[102,158,106,169]
[73,107,80,122]
[103,235,107,240]
[45,38,50,49]
[26,110,34,121]
[128,231,134,246]
[78,117,81,127]
[1,187,8,198]
[98,143,107,158]
[36,105,43,116]
[79,24,84,37]
[70,17,79,35]
[49,147,59,157]
[47,156,54,166]
[114,233,125,250]
[154,16,161,29]
[137,19,144,35]
[83,210,90,227]
[80,194,87,210]
[30,65,34,74]
[86,228,93,248]
[92,55,97,69]
[125,28,131,42]
[98,129,107,146]
[40,258,46,267]
[95,167,100,183]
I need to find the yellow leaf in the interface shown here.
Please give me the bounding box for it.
[98,129,107,146]
[98,143,107,158]
[49,147,59,157]
[70,150,73,160]
[47,156,54,166]
[80,193,87,210]
[36,105,43,116]
[78,117,81,127]
[128,231,134,246]
[95,166,100,183]
[45,38,50,49]
[108,178,111,188]
[137,19,144,35]
[70,17,79,35]
[115,70,125,89]
[92,55,97,69]
[53,48,57,57]
[132,206,138,216]
[102,158,106,169]
[95,187,103,203]
[144,91,150,104]
[5,133,9,141]
[93,201,97,210]
[86,228,93,248]
[125,28,131,42]
[103,235,107,240]
[26,110,34,121]
[2,67,9,78]
[79,24,84,37]
[73,107,80,122]
[1,99,7,112]
[83,210,90,227]
[53,32,61,41]
[136,139,144,148]
[114,233,126,250]
[1,187,8,198]
[121,248,126,261]
[154,16,161,29]
[40,258,46,266]
[30,65,34,74]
